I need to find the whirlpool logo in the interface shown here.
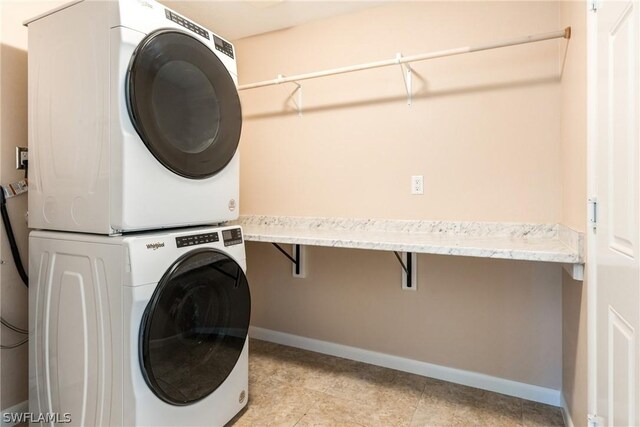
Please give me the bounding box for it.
[146,242,165,250]
[136,0,154,8]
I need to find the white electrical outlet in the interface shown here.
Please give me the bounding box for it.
[411,175,424,195]
[15,147,28,170]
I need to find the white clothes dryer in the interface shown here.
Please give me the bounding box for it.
[25,0,242,234]
[29,225,250,426]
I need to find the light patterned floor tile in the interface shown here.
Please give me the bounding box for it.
[229,377,322,427]
[296,392,414,427]
[227,340,564,427]
[522,401,565,427]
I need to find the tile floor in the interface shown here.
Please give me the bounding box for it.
[228,339,565,427]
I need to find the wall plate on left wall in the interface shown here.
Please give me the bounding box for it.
[15,147,27,170]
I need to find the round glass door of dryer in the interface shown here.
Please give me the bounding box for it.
[139,248,250,405]
[126,30,242,179]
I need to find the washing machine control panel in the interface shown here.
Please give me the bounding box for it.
[165,9,210,40]
[222,228,243,246]
[175,232,219,248]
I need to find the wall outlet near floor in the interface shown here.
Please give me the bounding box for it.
[411,175,424,195]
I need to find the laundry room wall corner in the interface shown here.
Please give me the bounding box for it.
[559,1,589,426]
[0,0,66,412]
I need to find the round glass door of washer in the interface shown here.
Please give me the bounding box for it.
[139,248,250,405]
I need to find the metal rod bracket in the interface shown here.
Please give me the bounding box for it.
[278,74,303,116]
[396,53,413,106]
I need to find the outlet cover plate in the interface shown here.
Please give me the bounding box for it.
[411,175,424,195]
[15,147,28,170]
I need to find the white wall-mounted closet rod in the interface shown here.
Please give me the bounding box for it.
[238,27,571,91]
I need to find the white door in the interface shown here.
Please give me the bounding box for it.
[592,0,640,425]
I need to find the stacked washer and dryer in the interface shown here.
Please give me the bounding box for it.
[25,0,250,425]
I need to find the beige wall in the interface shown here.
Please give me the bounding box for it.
[559,1,588,425]
[0,0,64,410]
[237,1,563,223]
[237,1,566,390]
[248,245,563,388]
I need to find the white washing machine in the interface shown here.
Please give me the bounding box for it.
[29,225,250,426]
[25,0,242,235]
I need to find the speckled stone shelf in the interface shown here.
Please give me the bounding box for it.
[235,216,584,265]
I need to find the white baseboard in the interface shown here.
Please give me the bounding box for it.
[560,393,576,427]
[250,326,562,407]
[1,400,28,427]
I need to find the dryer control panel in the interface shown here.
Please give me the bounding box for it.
[176,232,219,248]
[213,36,234,59]
[165,9,210,40]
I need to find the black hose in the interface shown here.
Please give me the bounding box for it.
[0,189,28,287]
[1,317,28,334]
[0,336,28,350]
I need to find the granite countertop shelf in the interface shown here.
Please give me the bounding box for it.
[235,216,584,266]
